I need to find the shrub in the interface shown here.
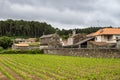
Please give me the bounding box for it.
[0,36,13,49]
[0,47,4,51]
[0,49,44,54]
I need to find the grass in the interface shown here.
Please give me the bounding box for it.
[0,54,120,80]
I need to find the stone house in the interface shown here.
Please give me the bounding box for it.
[64,28,120,48]
[63,30,93,48]
[67,34,86,45]
[67,30,86,45]
[64,37,95,48]
[40,34,61,49]
[87,28,120,48]
[88,28,120,43]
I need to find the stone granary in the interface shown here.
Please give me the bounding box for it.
[40,34,61,49]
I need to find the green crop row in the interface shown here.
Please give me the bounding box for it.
[0,65,15,80]
[0,54,120,80]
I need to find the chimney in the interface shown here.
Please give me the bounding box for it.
[72,29,76,36]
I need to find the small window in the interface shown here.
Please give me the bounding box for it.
[116,37,118,40]
[107,35,112,41]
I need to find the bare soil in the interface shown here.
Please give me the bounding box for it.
[0,72,9,80]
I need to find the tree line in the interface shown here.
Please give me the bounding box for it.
[0,19,56,37]
[0,19,110,38]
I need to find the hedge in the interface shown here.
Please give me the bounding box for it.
[0,49,44,54]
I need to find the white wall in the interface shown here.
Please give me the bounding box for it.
[116,35,120,39]
[67,37,73,45]
[95,36,102,42]
[117,40,120,48]
[95,35,120,43]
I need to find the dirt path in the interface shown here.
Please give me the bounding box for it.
[0,59,41,80]
[6,61,41,80]
[0,72,9,80]
[0,61,24,80]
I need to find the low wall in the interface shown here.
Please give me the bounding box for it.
[12,46,40,50]
[44,48,120,58]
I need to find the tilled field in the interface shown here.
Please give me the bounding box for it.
[0,54,120,80]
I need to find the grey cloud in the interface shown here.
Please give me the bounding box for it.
[0,0,120,29]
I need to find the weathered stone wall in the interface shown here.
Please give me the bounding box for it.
[12,46,40,50]
[44,48,120,58]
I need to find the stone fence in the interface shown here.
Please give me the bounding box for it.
[43,48,120,58]
[12,46,40,50]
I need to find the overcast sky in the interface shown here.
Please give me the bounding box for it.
[0,0,120,29]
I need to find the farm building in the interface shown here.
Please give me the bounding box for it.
[66,30,86,46]
[64,37,94,48]
[67,33,86,45]
[12,43,29,50]
[40,34,61,49]
[64,28,120,48]
[87,28,120,43]
[87,28,120,48]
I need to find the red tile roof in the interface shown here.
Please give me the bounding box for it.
[87,28,120,37]
[14,43,29,47]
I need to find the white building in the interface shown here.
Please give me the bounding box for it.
[88,28,120,43]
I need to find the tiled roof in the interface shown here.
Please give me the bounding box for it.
[93,28,120,36]
[86,33,95,37]
[87,28,120,37]
[14,43,29,47]
[74,37,94,45]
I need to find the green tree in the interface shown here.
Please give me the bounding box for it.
[0,19,56,37]
[0,36,13,49]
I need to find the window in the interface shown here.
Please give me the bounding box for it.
[116,37,118,40]
[107,35,112,41]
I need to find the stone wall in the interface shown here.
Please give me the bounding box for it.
[44,48,120,58]
[12,46,40,50]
